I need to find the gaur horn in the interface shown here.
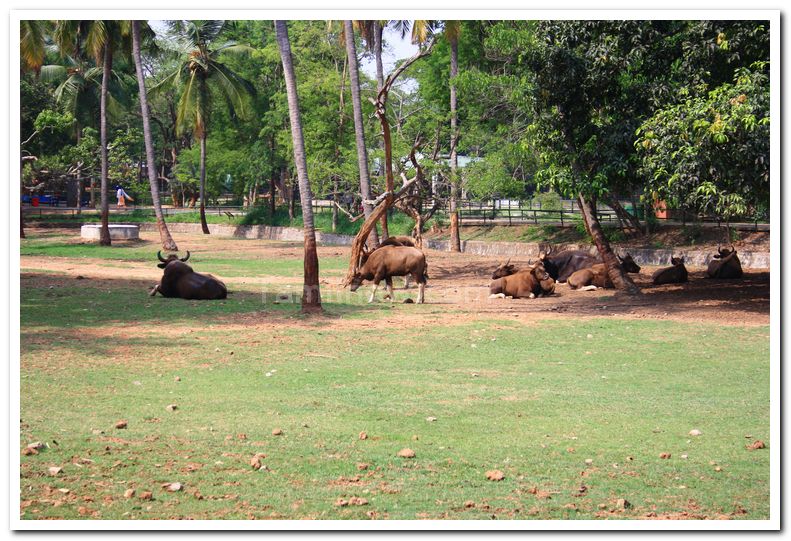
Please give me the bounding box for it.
[180,251,191,262]
[157,251,167,263]
[504,258,511,267]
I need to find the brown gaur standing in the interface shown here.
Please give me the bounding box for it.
[349,245,428,303]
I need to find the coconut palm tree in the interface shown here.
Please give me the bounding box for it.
[131,20,178,251]
[84,21,132,247]
[156,20,255,234]
[43,23,93,228]
[275,20,322,313]
[19,19,52,239]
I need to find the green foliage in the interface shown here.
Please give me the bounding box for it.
[21,19,771,229]
[636,62,769,221]
[531,190,562,211]
[108,127,144,191]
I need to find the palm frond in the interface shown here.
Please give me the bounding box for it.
[53,73,86,115]
[176,69,208,137]
[390,20,412,40]
[190,20,225,45]
[212,42,254,57]
[410,20,437,45]
[84,20,108,63]
[52,20,79,58]
[38,64,68,83]
[354,20,376,49]
[444,20,461,42]
[149,64,186,96]
[20,20,48,73]
[208,60,255,120]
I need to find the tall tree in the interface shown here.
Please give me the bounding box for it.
[344,20,379,248]
[446,20,462,252]
[85,21,129,246]
[131,20,179,251]
[159,20,255,234]
[275,20,322,313]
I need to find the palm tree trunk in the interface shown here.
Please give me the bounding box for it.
[344,20,379,248]
[578,195,640,295]
[448,36,461,252]
[131,20,178,251]
[276,20,321,313]
[75,120,82,216]
[199,135,210,234]
[99,49,111,246]
[374,21,388,242]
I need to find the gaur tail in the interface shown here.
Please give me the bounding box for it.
[422,261,429,284]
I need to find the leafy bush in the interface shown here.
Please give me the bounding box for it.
[531,191,563,211]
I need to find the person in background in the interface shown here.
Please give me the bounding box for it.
[116,186,134,208]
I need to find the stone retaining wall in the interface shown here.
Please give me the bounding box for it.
[133,222,771,270]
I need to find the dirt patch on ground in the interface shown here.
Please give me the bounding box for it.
[21,228,770,329]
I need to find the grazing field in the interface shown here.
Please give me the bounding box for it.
[18,230,771,520]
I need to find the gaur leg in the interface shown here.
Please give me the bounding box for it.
[368,281,379,303]
[149,284,160,297]
[403,275,411,289]
[417,283,425,304]
[384,277,394,302]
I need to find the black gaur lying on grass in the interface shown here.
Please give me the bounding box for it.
[149,251,228,300]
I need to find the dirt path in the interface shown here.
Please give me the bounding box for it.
[21,228,770,328]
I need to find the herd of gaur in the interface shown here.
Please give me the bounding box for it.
[147,238,744,303]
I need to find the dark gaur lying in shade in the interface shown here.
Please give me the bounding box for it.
[707,245,743,279]
[652,256,689,285]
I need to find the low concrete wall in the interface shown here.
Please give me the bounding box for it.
[137,222,770,270]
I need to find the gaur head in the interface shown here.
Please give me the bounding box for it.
[157,250,190,269]
[617,252,641,273]
[537,248,560,280]
[491,258,516,279]
[530,261,556,295]
[671,256,685,266]
[349,272,364,292]
[713,244,736,259]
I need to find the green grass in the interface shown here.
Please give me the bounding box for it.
[20,236,350,280]
[19,302,770,520]
[19,237,770,521]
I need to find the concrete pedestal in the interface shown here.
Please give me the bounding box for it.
[80,224,140,240]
